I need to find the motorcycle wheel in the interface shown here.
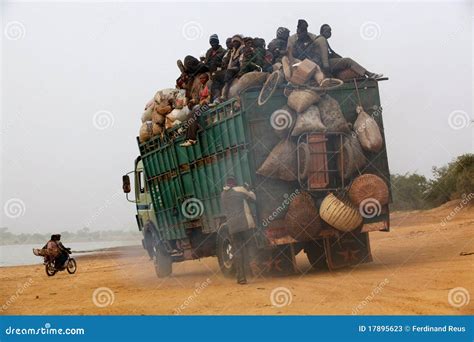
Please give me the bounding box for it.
[45,262,56,276]
[66,258,77,274]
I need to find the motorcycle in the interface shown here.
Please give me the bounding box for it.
[33,248,77,276]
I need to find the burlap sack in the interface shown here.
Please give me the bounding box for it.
[151,112,165,125]
[287,89,320,113]
[339,134,367,179]
[154,88,179,104]
[354,106,383,153]
[139,121,161,143]
[155,103,172,115]
[167,107,190,122]
[141,104,154,123]
[285,191,322,240]
[317,94,350,133]
[228,72,268,98]
[291,105,326,136]
[257,139,298,181]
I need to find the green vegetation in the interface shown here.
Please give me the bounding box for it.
[0,227,140,246]
[390,153,474,211]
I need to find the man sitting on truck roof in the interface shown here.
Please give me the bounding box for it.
[204,34,226,73]
[290,19,322,65]
[268,27,290,64]
[314,24,383,79]
[287,19,318,60]
[220,176,257,285]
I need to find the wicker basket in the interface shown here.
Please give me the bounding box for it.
[319,193,363,232]
[348,174,389,206]
[285,192,322,240]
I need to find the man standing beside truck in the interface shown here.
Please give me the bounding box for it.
[220,176,256,285]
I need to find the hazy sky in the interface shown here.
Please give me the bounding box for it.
[1,1,472,234]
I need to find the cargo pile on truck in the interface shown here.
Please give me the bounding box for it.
[125,21,391,278]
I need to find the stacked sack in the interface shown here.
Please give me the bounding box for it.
[139,88,190,143]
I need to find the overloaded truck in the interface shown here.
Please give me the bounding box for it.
[123,78,391,278]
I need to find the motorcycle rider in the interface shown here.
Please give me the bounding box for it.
[42,234,71,267]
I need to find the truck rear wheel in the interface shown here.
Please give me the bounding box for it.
[154,245,172,278]
[216,227,235,278]
[304,240,328,271]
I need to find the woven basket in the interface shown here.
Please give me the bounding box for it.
[285,192,322,240]
[320,193,363,232]
[287,89,321,113]
[348,174,389,206]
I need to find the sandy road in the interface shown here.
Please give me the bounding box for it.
[1,201,473,315]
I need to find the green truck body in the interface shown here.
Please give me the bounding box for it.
[126,79,390,277]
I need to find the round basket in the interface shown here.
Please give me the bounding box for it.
[285,192,322,240]
[348,174,389,207]
[319,193,363,232]
[282,56,292,81]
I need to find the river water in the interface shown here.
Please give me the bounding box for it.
[0,241,140,267]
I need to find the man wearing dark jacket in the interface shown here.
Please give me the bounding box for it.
[314,24,382,79]
[268,27,290,63]
[220,176,256,284]
[204,34,226,73]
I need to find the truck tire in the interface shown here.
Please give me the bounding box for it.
[154,245,172,278]
[304,241,328,271]
[216,226,235,278]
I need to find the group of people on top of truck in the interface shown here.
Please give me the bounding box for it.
[177,19,382,147]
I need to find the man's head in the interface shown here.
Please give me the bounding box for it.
[226,176,237,188]
[231,35,243,49]
[209,34,219,49]
[320,24,332,39]
[199,73,209,85]
[225,37,232,49]
[296,19,309,39]
[276,27,290,40]
[243,37,254,48]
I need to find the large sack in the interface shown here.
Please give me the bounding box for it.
[317,94,350,133]
[257,139,298,181]
[339,134,367,179]
[154,88,179,104]
[151,112,165,125]
[141,104,154,123]
[287,89,320,113]
[155,103,173,115]
[354,106,383,153]
[228,72,268,98]
[291,105,326,136]
[167,107,190,122]
[320,193,363,232]
[289,59,318,85]
[139,121,162,143]
[285,191,322,240]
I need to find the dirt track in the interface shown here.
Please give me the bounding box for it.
[1,201,473,315]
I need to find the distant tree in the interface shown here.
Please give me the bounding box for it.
[390,173,431,210]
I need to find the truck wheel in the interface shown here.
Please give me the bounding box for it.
[216,227,235,278]
[305,241,328,271]
[154,245,172,278]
